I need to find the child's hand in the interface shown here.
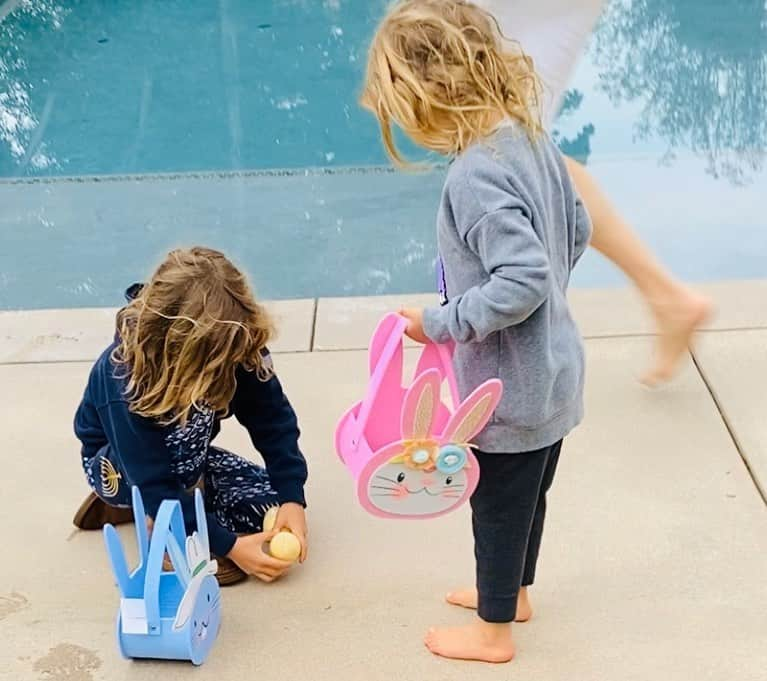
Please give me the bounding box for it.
[273,503,308,562]
[228,532,293,582]
[399,307,429,344]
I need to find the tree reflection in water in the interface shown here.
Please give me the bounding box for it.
[593,0,767,183]
[552,89,596,164]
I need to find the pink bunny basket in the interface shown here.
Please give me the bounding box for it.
[335,313,502,519]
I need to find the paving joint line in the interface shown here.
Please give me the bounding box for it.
[698,325,767,334]
[0,348,313,367]
[690,349,767,507]
[0,329,749,364]
[309,298,318,352]
[4,326,766,366]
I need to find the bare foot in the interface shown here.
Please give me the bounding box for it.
[642,287,712,386]
[515,588,533,622]
[446,586,532,622]
[424,620,515,663]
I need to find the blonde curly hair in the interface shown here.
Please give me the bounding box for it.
[112,247,273,426]
[361,0,542,166]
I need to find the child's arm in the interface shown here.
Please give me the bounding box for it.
[423,198,552,344]
[231,358,308,507]
[74,387,109,466]
[109,410,292,577]
[572,193,593,269]
[231,357,309,560]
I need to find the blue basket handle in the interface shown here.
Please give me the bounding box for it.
[165,532,190,590]
[131,486,150,567]
[143,499,188,634]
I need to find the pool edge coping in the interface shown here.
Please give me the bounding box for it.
[1,279,766,364]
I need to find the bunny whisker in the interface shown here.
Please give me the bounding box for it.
[374,475,401,485]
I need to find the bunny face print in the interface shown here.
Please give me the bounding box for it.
[364,447,474,516]
[357,369,502,520]
[189,576,221,650]
[170,496,222,665]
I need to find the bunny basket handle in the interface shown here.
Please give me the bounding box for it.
[143,499,188,635]
[352,313,459,446]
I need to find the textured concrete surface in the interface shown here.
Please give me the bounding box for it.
[694,329,767,499]
[1,289,766,681]
[569,279,767,337]
[313,280,767,351]
[3,280,766,362]
[0,298,314,363]
[314,293,436,350]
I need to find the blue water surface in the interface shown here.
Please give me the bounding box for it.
[0,0,765,309]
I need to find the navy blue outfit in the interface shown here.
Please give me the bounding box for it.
[74,291,308,557]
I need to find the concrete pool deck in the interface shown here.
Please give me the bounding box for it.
[1,280,766,681]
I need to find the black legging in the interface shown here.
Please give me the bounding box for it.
[471,441,562,623]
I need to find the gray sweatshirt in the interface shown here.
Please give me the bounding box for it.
[423,124,592,453]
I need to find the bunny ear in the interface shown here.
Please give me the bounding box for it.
[401,368,442,440]
[103,524,131,596]
[186,534,204,575]
[173,573,203,630]
[193,489,210,557]
[131,486,150,566]
[442,379,502,444]
[186,533,218,578]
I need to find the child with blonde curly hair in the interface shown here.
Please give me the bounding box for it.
[362,0,592,662]
[74,247,308,585]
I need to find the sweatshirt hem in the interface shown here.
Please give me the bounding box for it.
[474,400,583,453]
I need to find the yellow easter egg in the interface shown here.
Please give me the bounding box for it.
[269,531,301,562]
[263,506,279,532]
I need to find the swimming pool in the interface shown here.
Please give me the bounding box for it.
[1,0,765,309]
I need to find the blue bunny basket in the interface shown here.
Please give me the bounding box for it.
[103,487,221,665]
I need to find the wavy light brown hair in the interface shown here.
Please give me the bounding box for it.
[361,0,542,166]
[112,247,273,426]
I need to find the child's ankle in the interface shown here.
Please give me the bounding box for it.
[477,618,512,641]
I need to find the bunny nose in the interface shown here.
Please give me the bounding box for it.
[421,475,434,487]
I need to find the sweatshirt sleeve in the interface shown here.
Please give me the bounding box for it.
[572,193,592,269]
[74,387,109,466]
[98,400,237,557]
[231,358,308,507]
[423,202,552,344]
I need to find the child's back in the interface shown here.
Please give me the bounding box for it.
[427,124,591,452]
[361,0,593,663]
[73,247,308,584]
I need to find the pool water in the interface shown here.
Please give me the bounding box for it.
[1,0,765,309]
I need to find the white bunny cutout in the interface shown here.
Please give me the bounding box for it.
[172,526,218,629]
